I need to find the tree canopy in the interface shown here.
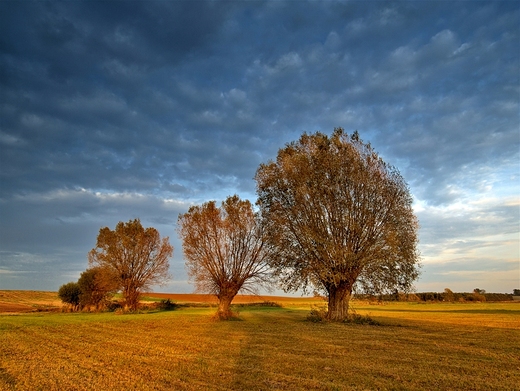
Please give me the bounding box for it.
[58,281,81,309]
[77,267,119,310]
[255,128,420,321]
[177,195,272,319]
[88,219,173,311]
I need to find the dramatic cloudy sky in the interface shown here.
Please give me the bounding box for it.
[1,1,518,294]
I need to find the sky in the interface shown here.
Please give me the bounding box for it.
[0,1,518,294]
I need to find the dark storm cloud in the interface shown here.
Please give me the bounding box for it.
[1,1,240,196]
[0,1,518,292]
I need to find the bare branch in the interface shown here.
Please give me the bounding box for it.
[177,195,274,319]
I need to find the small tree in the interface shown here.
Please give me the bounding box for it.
[88,219,173,311]
[255,129,420,321]
[444,288,455,302]
[177,195,272,319]
[472,288,486,302]
[77,267,118,310]
[58,281,81,310]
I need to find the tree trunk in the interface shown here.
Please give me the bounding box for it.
[326,283,352,321]
[216,290,237,320]
[123,286,140,311]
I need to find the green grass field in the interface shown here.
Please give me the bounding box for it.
[1,294,519,391]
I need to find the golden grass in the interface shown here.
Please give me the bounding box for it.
[349,301,520,329]
[0,290,61,313]
[1,293,519,391]
[146,292,322,305]
[0,290,318,313]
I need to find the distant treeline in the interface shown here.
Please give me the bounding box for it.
[355,290,514,302]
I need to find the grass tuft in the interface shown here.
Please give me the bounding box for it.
[211,310,242,321]
[344,312,381,326]
[307,304,328,322]
[236,301,283,308]
[306,306,382,325]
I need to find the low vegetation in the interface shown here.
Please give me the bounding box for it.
[1,291,519,390]
[357,288,514,302]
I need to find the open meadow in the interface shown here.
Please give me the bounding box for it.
[1,291,519,391]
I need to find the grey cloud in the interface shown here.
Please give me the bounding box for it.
[0,1,518,292]
[0,189,190,290]
[418,201,519,241]
[4,1,515,206]
[0,189,189,252]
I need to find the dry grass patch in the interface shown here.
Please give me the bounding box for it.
[1,302,519,390]
[0,290,61,313]
[351,301,520,329]
[145,292,321,306]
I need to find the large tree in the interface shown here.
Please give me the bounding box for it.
[177,195,272,319]
[88,219,173,311]
[255,128,420,321]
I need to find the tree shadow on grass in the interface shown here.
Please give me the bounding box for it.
[228,306,368,390]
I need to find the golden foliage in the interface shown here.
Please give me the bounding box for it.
[255,129,420,320]
[177,195,272,319]
[88,219,173,310]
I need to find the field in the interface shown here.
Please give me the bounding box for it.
[0,292,519,391]
[0,291,62,313]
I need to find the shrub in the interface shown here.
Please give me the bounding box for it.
[157,299,177,311]
[106,300,122,312]
[398,293,420,301]
[77,267,118,311]
[471,290,486,302]
[58,282,81,309]
[344,313,381,326]
[211,309,241,321]
[236,301,283,308]
[417,292,444,301]
[307,305,328,322]
[307,305,381,325]
[483,293,513,301]
[444,288,455,302]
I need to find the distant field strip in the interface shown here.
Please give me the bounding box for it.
[0,291,61,313]
[145,292,322,305]
[1,297,519,390]
[349,302,520,329]
[0,291,321,313]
